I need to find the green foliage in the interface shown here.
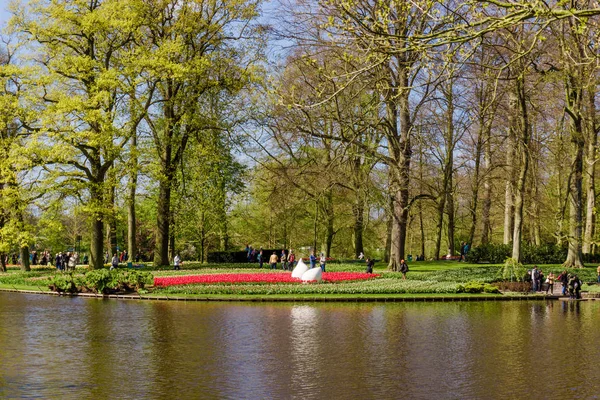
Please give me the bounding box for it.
[48,273,79,294]
[467,243,568,264]
[520,243,567,264]
[82,269,117,294]
[45,269,153,294]
[81,269,153,294]
[500,258,527,282]
[456,281,501,294]
[466,243,511,264]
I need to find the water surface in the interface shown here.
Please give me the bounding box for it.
[0,293,598,399]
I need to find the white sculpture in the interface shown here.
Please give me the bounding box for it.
[301,266,322,282]
[292,258,309,278]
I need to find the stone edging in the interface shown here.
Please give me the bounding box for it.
[2,287,595,302]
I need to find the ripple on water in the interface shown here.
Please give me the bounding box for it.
[2,294,600,399]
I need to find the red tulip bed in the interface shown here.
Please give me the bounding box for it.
[153,271,380,288]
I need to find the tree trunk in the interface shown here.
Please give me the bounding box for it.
[503,120,516,245]
[446,161,455,257]
[564,118,585,268]
[0,253,6,272]
[419,204,425,258]
[388,70,412,270]
[384,195,392,264]
[127,134,137,262]
[444,84,456,256]
[468,123,484,246]
[168,214,175,261]
[481,128,493,244]
[434,196,446,260]
[154,181,172,266]
[511,77,530,262]
[19,245,30,272]
[353,196,364,258]
[583,89,597,254]
[89,199,105,270]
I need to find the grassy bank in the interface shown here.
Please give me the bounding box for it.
[1,260,598,300]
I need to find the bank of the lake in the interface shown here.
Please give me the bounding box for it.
[1,260,599,301]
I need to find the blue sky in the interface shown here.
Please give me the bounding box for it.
[0,0,9,25]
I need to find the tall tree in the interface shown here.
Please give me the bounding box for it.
[139,0,262,266]
[13,0,144,269]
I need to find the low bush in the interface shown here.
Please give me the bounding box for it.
[456,281,500,294]
[467,242,568,264]
[466,243,511,264]
[492,281,532,293]
[48,273,79,294]
[48,269,153,294]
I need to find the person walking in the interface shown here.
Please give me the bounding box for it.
[288,250,295,269]
[597,265,600,283]
[545,272,555,295]
[174,254,181,270]
[269,252,278,270]
[399,259,409,279]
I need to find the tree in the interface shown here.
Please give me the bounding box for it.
[13,0,146,269]
[138,0,263,266]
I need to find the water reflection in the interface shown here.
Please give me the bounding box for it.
[1,293,600,399]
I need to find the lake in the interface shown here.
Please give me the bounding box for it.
[0,292,598,399]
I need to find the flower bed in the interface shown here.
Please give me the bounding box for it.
[153,271,379,287]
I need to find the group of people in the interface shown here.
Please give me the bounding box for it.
[526,266,584,299]
[266,249,298,270]
[55,252,80,271]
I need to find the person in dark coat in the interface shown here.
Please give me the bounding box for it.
[365,258,374,274]
[399,259,409,279]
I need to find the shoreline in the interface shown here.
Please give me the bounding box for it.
[2,286,594,303]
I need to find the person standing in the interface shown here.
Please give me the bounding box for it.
[319,252,326,272]
[545,272,555,295]
[269,252,278,270]
[365,258,374,274]
[281,250,288,271]
[558,270,568,296]
[258,250,263,268]
[174,254,181,270]
[597,265,600,283]
[111,254,119,270]
[55,252,63,271]
[288,250,295,269]
[68,253,76,271]
[399,259,409,279]
[309,250,317,269]
[531,266,540,292]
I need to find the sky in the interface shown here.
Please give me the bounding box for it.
[0,1,8,25]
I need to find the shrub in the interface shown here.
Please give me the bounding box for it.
[499,258,527,282]
[467,242,569,264]
[48,269,154,294]
[48,273,79,294]
[456,281,501,294]
[466,243,511,264]
[492,281,532,293]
